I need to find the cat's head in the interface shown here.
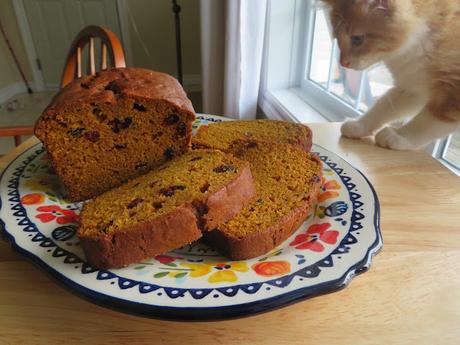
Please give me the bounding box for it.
[323,0,417,70]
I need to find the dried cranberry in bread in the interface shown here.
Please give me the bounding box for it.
[203,140,322,259]
[78,149,255,269]
[35,68,195,201]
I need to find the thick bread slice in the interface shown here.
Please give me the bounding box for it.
[192,119,313,152]
[203,141,322,260]
[78,149,255,268]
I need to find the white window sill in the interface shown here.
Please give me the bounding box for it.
[259,88,330,123]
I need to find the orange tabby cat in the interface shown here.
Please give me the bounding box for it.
[324,0,460,150]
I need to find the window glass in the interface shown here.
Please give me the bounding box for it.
[443,131,460,169]
[308,7,332,86]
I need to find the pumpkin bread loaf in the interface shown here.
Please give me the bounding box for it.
[35,68,195,201]
[203,141,322,260]
[78,149,256,269]
[192,119,313,152]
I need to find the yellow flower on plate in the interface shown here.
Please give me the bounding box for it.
[180,263,212,278]
[207,262,249,283]
[208,270,238,283]
[179,261,249,283]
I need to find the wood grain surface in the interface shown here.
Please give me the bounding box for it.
[1,123,459,345]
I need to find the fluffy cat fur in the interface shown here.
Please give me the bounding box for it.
[324,0,460,150]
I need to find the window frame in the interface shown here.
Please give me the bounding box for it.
[259,0,330,123]
[432,135,460,175]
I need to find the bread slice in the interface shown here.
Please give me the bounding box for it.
[192,119,313,152]
[35,68,195,201]
[203,141,322,260]
[78,149,255,268]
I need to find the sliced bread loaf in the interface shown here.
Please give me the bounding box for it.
[203,141,322,260]
[35,68,195,201]
[78,149,255,268]
[192,119,313,152]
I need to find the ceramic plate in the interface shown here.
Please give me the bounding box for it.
[0,115,382,320]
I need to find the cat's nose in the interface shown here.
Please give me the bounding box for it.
[340,57,350,68]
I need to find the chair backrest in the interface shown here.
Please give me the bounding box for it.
[60,25,126,88]
[0,126,34,148]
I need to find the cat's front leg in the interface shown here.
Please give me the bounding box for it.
[341,87,424,139]
[375,108,459,150]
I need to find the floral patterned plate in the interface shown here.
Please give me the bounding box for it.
[0,115,382,320]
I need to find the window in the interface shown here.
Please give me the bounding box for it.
[260,0,392,123]
[433,132,460,175]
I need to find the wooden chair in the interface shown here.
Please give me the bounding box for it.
[61,25,126,88]
[0,126,34,147]
[0,26,126,150]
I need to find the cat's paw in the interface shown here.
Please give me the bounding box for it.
[375,127,415,150]
[341,120,373,139]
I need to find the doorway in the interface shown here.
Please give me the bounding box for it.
[18,0,123,89]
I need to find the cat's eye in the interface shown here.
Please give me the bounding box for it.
[351,35,365,47]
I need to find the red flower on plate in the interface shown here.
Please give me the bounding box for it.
[289,223,339,252]
[35,205,77,224]
[155,255,179,264]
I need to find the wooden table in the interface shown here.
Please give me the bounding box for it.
[1,123,459,345]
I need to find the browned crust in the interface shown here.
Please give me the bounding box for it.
[79,205,201,269]
[203,155,322,260]
[79,164,255,268]
[39,67,195,116]
[202,165,256,230]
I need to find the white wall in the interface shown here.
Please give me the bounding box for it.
[123,0,202,87]
[0,0,33,91]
